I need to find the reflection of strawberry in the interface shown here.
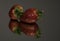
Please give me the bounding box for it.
[19,22,41,38]
[9,20,21,35]
[20,8,43,23]
[9,4,23,21]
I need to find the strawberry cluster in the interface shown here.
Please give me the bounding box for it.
[8,4,43,38]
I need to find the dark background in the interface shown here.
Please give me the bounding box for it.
[0,0,59,41]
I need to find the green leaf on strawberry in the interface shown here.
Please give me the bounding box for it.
[37,10,43,17]
[14,26,21,35]
[35,29,41,39]
[15,7,23,19]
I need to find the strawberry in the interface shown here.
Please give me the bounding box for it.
[20,8,43,23]
[9,4,23,21]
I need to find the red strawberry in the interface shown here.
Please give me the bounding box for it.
[20,8,43,23]
[19,22,41,38]
[9,20,21,35]
[9,4,23,21]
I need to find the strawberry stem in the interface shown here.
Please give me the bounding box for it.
[15,8,23,18]
[37,10,43,17]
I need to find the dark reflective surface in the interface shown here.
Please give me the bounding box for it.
[0,0,59,41]
[9,20,41,39]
